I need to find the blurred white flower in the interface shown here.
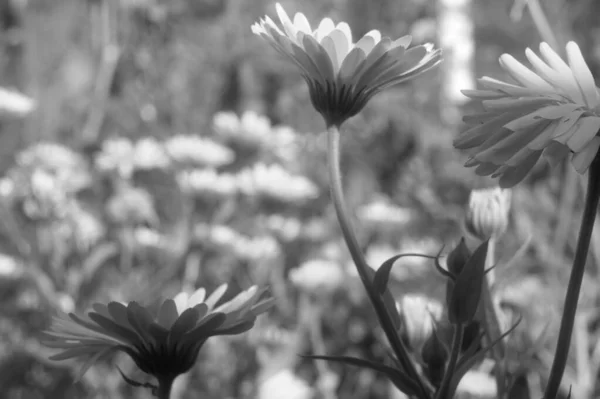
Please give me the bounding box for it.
[0,253,21,279]
[267,126,301,162]
[236,163,318,203]
[0,178,13,197]
[133,137,170,170]
[398,295,443,352]
[263,214,302,241]
[165,135,235,167]
[357,198,412,226]
[95,137,135,177]
[258,368,313,399]
[17,142,90,192]
[214,111,273,148]
[70,207,105,250]
[0,86,35,117]
[194,223,280,261]
[179,168,238,197]
[106,185,158,226]
[235,235,282,262]
[289,259,345,294]
[456,370,497,398]
[134,226,163,247]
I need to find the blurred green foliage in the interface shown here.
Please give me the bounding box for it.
[0,0,600,398]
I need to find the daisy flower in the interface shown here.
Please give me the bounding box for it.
[455,42,600,187]
[252,3,441,126]
[42,285,273,386]
[165,135,235,167]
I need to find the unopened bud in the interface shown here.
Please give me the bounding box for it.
[421,328,448,386]
[465,187,511,240]
[446,241,488,324]
[446,238,471,276]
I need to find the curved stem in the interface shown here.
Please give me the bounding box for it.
[544,153,600,399]
[435,323,464,399]
[326,125,429,398]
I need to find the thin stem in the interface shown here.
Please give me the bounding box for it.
[481,238,508,398]
[544,153,600,399]
[156,377,174,399]
[526,0,560,52]
[326,125,429,398]
[435,323,465,399]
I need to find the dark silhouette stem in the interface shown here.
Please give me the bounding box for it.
[544,152,600,398]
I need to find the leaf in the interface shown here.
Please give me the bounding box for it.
[448,241,489,324]
[447,315,522,399]
[373,253,437,294]
[364,267,402,330]
[302,354,420,396]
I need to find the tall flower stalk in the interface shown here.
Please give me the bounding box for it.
[544,151,600,399]
[326,124,429,397]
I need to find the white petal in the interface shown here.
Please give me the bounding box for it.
[173,292,189,314]
[320,36,339,72]
[335,22,353,48]
[499,54,554,92]
[275,3,298,40]
[391,35,412,49]
[293,12,311,34]
[329,29,352,69]
[188,288,207,308]
[525,48,582,101]
[355,30,381,55]
[551,111,585,142]
[315,18,335,42]
[566,116,600,152]
[566,41,600,109]
[538,43,585,104]
[539,43,572,76]
[479,77,550,97]
[572,136,600,173]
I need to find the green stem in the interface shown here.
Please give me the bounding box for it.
[481,238,508,398]
[156,376,174,399]
[544,153,600,399]
[326,125,429,399]
[435,323,465,399]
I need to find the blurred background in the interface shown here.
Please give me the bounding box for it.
[1,0,600,398]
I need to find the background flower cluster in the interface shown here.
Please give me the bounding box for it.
[1,0,600,398]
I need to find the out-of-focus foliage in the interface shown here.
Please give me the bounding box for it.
[1,0,600,398]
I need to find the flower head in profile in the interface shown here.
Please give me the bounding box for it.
[252,3,441,126]
[42,285,273,385]
[455,42,600,188]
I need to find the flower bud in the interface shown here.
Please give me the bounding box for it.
[421,327,448,386]
[446,238,471,276]
[465,187,511,240]
[446,241,488,324]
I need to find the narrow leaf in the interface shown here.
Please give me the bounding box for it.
[447,316,522,399]
[302,354,420,396]
[448,241,489,324]
[373,253,437,294]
